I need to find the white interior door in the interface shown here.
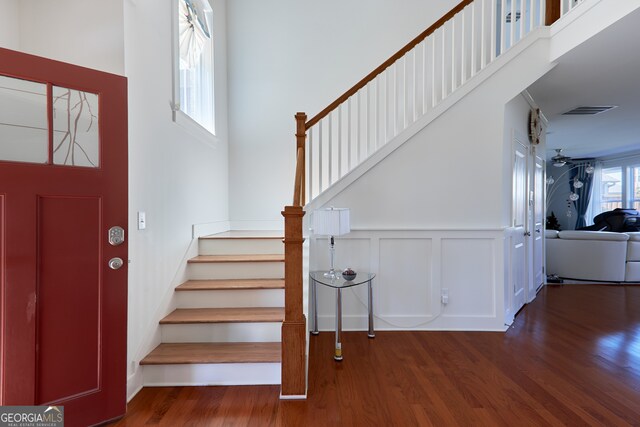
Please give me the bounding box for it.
[531,149,545,299]
[512,136,528,314]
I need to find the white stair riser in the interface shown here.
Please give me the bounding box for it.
[161,322,282,343]
[142,363,280,386]
[199,239,283,255]
[175,289,284,308]
[188,262,284,280]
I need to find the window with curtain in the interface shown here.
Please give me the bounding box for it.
[176,0,214,134]
[589,158,640,217]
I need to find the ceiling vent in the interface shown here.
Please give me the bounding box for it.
[562,106,617,115]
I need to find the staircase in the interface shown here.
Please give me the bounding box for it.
[140,231,286,386]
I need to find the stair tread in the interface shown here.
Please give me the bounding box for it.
[201,231,284,240]
[176,279,285,291]
[160,307,285,324]
[140,342,281,365]
[188,254,284,263]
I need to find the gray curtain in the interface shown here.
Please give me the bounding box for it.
[570,161,595,229]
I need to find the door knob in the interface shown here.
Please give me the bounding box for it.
[535,228,542,233]
[524,231,531,237]
[108,257,124,270]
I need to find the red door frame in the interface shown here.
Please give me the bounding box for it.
[0,47,128,425]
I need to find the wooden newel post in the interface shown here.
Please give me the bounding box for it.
[545,0,561,25]
[281,205,306,397]
[295,112,307,206]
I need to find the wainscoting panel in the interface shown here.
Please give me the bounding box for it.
[309,229,506,332]
[378,238,433,319]
[441,238,496,317]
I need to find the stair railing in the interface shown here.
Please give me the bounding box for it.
[281,0,578,397]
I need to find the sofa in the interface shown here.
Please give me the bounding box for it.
[546,230,640,282]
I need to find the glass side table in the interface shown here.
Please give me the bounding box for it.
[309,271,376,361]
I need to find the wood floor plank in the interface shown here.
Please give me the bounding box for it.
[140,343,281,365]
[187,254,284,263]
[159,307,285,324]
[111,286,640,426]
[176,279,285,291]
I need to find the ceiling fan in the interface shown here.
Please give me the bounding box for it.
[551,149,572,167]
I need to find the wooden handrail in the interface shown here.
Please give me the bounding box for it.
[545,0,561,25]
[305,0,474,130]
[292,146,304,206]
[293,112,307,206]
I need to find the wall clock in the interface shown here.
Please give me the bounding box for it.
[529,108,542,145]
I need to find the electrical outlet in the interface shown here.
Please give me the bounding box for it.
[441,288,449,305]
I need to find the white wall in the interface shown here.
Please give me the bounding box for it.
[226,0,459,228]
[123,0,229,397]
[0,0,20,50]
[17,0,125,75]
[307,33,554,331]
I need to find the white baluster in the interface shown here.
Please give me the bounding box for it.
[520,0,525,40]
[357,89,361,163]
[328,113,333,185]
[432,35,437,107]
[412,49,417,124]
[308,126,313,199]
[347,98,352,170]
[481,0,487,68]
[421,40,428,115]
[530,0,536,31]
[471,2,476,77]
[337,105,342,179]
[451,17,456,92]
[461,7,466,85]
[510,0,516,48]
[442,25,446,98]
[318,120,323,193]
[491,0,498,60]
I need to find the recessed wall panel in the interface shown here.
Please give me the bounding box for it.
[379,238,433,318]
[441,238,495,317]
[36,196,101,404]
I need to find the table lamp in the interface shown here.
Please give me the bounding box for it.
[313,207,350,278]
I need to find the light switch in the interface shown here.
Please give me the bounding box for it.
[138,211,146,230]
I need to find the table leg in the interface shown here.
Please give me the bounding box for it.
[335,288,343,361]
[311,278,319,335]
[368,279,375,338]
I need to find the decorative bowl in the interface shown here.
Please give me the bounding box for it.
[342,268,357,281]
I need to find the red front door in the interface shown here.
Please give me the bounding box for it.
[0,48,128,426]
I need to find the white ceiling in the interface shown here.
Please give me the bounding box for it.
[527,7,640,161]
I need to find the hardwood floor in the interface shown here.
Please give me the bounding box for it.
[110,285,640,426]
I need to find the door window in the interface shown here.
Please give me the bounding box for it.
[0,75,48,164]
[0,76,100,167]
[52,86,100,167]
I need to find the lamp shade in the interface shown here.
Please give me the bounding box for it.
[313,208,350,236]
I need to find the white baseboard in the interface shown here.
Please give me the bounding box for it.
[127,369,144,402]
